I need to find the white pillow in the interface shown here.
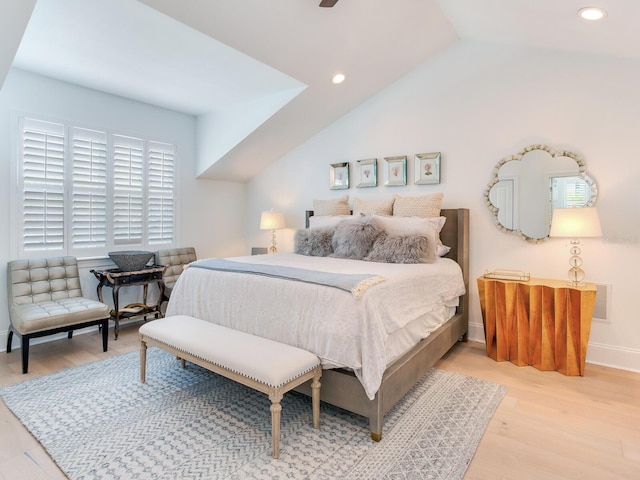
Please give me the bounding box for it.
[308,214,353,229]
[393,192,443,218]
[313,195,350,216]
[353,197,394,216]
[372,215,450,256]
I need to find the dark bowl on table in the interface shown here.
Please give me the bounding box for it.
[108,251,154,272]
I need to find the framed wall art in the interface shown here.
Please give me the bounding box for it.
[329,162,349,190]
[383,156,407,186]
[414,152,441,185]
[356,158,377,188]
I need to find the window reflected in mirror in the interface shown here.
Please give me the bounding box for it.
[485,144,598,243]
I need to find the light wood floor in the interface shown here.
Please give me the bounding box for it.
[1,323,638,480]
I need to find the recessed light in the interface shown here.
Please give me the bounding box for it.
[578,7,607,21]
[332,73,345,84]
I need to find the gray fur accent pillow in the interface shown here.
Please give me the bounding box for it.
[365,233,436,264]
[330,216,384,260]
[294,228,335,256]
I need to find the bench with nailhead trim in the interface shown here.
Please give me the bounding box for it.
[139,315,322,458]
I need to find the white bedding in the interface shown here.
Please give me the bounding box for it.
[165,253,465,399]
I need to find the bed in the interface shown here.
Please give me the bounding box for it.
[165,208,469,441]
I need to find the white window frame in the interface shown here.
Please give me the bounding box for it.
[13,115,176,259]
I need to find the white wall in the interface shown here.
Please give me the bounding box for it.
[246,40,640,372]
[0,69,246,351]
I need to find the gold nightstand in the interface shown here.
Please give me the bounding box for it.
[477,276,597,376]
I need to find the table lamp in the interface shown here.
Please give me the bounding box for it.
[549,207,602,285]
[260,209,285,253]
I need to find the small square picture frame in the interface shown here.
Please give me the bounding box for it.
[384,156,407,186]
[329,162,349,190]
[414,152,441,185]
[356,158,377,188]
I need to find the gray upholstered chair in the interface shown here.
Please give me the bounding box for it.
[6,256,110,374]
[154,247,197,310]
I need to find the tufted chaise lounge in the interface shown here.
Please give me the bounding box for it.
[6,256,110,374]
[154,247,197,310]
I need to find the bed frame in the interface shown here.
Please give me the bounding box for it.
[295,208,470,441]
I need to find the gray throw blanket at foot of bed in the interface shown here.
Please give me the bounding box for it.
[190,258,386,299]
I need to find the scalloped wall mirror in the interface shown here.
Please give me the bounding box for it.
[484,144,598,243]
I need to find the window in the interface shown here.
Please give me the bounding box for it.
[71,127,108,250]
[16,117,176,258]
[21,119,65,252]
[551,176,591,209]
[147,141,175,245]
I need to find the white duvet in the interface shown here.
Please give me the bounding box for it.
[165,253,465,399]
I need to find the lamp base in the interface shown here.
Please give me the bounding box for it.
[269,229,278,254]
[567,240,585,286]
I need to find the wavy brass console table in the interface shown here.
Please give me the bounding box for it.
[477,277,596,376]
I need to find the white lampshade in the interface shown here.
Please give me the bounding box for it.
[549,207,602,238]
[550,207,601,285]
[260,210,285,230]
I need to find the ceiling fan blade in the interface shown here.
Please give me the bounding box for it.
[319,0,339,7]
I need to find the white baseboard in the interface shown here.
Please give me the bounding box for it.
[586,342,640,373]
[467,321,486,344]
[465,321,640,374]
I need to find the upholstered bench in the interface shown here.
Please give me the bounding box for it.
[138,315,322,458]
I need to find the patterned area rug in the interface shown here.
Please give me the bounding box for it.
[0,348,506,480]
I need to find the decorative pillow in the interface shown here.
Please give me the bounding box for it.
[353,197,394,216]
[294,228,334,257]
[373,214,450,257]
[392,192,444,218]
[313,195,350,216]
[365,233,436,264]
[308,214,352,229]
[330,216,384,260]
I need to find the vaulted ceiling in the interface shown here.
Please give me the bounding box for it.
[3,0,638,182]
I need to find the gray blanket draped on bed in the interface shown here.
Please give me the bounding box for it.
[190,258,386,299]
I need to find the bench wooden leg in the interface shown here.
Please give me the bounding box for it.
[175,356,186,368]
[269,392,283,459]
[140,339,147,383]
[311,367,321,429]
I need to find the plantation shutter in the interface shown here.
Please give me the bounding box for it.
[113,135,144,245]
[71,127,107,251]
[17,117,178,256]
[551,176,591,209]
[20,118,65,252]
[147,141,175,245]
[563,180,588,208]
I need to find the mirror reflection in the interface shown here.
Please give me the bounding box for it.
[485,144,597,242]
